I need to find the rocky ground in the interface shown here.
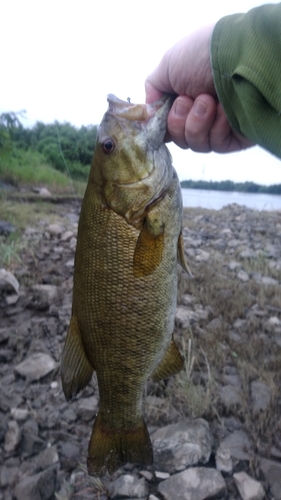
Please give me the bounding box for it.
[1,194,281,500]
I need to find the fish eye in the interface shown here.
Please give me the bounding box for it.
[102,138,115,154]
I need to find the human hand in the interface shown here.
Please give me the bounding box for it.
[145,25,254,153]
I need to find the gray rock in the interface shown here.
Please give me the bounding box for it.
[139,470,153,481]
[261,276,279,286]
[31,284,60,309]
[233,472,265,500]
[228,330,242,342]
[37,445,59,470]
[5,293,19,305]
[0,269,19,294]
[14,468,56,500]
[47,223,64,236]
[264,243,278,258]
[175,307,197,328]
[0,465,19,487]
[148,495,160,500]
[11,408,29,421]
[227,260,241,271]
[250,380,271,412]
[37,406,60,429]
[21,419,45,457]
[70,236,77,250]
[65,258,75,267]
[180,294,197,306]
[15,353,57,381]
[0,220,16,236]
[158,467,226,500]
[219,430,252,461]
[228,239,241,248]
[107,474,149,499]
[220,228,232,235]
[233,318,247,330]
[251,272,262,283]
[76,396,99,421]
[0,327,9,343]
[267,316,281,327]
[60,442,80,469]
[38,187,52,196]
[62,408,77,423]
[194,307,209,320]
[4,420,21,453]
[184,237,202,248]
[155,471,170,479]
[259,457,281,500]
[207,317,222,330]
[60,230,74,241]
[237,270,249,282]
[215,444,233,473]
[195,250,210,262]
[32,187,52,196]
[152,419,212,473]
[223,374,242,388]
[239,249,256,259]
[219,385,243,407]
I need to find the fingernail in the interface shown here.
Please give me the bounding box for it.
[174,98,190,118]
[194,100,208,117]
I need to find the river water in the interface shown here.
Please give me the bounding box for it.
[181,188,281,211]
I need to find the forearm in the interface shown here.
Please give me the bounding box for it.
[211,3,281,158]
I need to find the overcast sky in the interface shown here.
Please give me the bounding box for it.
[1,0,280,184]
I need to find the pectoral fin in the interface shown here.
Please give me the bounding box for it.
[133,219,164,278]
[152,337,184,383]
[61,315,94,401]
[177,231,192,276]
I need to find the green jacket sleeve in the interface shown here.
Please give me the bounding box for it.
[211,3,281,158]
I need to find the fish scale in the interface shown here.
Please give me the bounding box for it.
[61,94,190,475]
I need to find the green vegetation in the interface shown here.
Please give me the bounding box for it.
[0,110,98,186]
[181,179,281,194]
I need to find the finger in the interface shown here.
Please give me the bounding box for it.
[145,80,164,104]
[210,104,254,153]
[166,96,194,148]
[184,95,217,152]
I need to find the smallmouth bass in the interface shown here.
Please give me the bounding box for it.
[61,94,190,475]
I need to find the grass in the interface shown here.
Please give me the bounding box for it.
[169,337,217,419]
[0,232,25,268]
[0,148,87,195]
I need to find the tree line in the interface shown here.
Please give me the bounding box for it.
[0,111,98,180]
[181,179,281,195]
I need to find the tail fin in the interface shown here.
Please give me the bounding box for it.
[87,412,153,475]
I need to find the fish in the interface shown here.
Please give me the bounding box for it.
[61,94,190,476]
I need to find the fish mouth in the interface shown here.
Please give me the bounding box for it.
[107,94,173,123]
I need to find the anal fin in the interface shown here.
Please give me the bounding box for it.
[152,337,184,383]
[87,412,153,476]
[61,315,94,401]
